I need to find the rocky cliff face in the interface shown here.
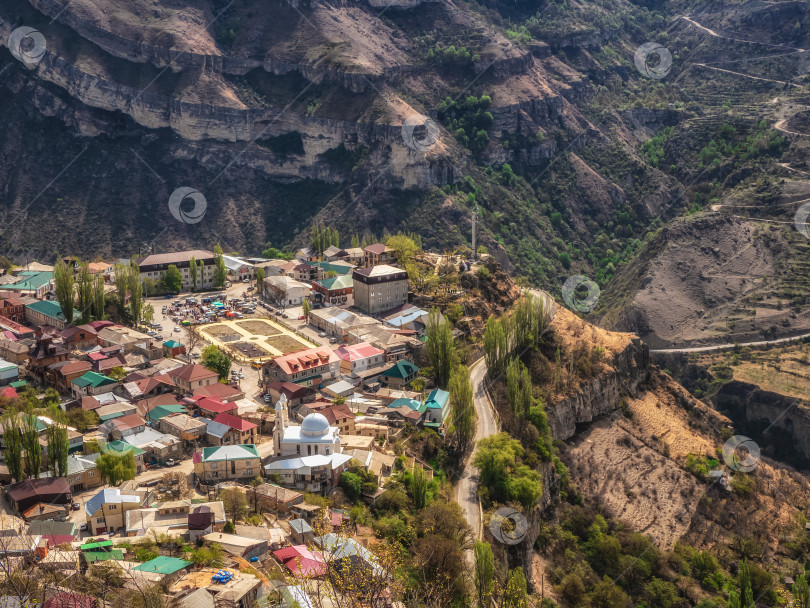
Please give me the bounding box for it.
[715,380,810,467]
[546,338,651,440]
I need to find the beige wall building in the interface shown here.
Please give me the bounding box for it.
[352,265,408,315]
[84,488,142,535]
[194,444,260,482]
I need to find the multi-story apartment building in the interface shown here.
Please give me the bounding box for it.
[133,250,216,291]
[351,265,408,315]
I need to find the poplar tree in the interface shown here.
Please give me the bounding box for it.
[426,307,454,388]
[3,414,23,482]
[92,273,105,319]
[128,262,143,324]
[190,257,198,291]
[47,422,69,478]
[76,262,93,322]
[449,365,475,451]
[53,255,75,325]
[474,541,494,608]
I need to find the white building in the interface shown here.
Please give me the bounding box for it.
[262,276,311,307]
[272,395,341,458]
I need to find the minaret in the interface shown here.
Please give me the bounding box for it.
[273,394,288,456]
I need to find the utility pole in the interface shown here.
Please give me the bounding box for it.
[471,208,477,260]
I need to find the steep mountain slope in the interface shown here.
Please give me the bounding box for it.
[3,0,810,348]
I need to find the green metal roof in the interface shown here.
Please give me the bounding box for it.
[424,388,449,409]
[382,360,418,379]
[6,271,53,291]
[133,556,192,574]
[316,275,353,290]
[80,540,114,551]
[163,340,183,348]
[9,380,27,388]
[84,550,124,563]
[147,404,186,421]
[104,440,145,457]
[72,371,117,388]
[200,444,259,462]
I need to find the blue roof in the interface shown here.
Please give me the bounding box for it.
[290,519,312,534]
[85,488,140,516]
[203,418,229,438]
[424,388,449,409]
[389,398,422,411]
[384,308,427,327]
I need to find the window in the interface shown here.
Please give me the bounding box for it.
[210,462,218,469]
[108,504,117,510]
[97,518,104,524]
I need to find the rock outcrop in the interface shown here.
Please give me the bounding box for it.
[546,338,651,440]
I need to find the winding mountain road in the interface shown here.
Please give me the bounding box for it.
[456,357,500,540]
[456,288,557,540]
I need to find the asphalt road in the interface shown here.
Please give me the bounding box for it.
[455,357,499,541]
[455,288,557,541]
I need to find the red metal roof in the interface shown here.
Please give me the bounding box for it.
[212,412,257,432]
[273,545,327,577]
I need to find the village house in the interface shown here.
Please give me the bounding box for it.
[362,243,396,267]
[0,338,29,364]
[322,246,349,262]
[310,275,353,306]
[0,297,25,322]
[262,347,340,389]
[186,395,238,418]
[334,342,386,377]
[160,413,208,447]
[351,265,409,315]
[104,440,146,473]
[65,453,101,493]
[168,363,219,394]
[379,359,419,389]
[287,263,324,283]
[60,324,99,350]
[264,381,314,407]
[318,403,356,434]
[252,483,304,514]
[71,371,119,398]
[27,330,69,384]
[212,413,258,445]
[123,428,182,464]
[193,444,260,483]
[52,360,92,393]
[193,382,245,402]
[105,413,147,440]
[85,488,141,535]
[262,275,311,307]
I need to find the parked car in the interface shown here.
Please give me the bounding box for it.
[298,315,306,320]
[318,332,327,338]
[330,337,338,344]
[263,394,271,403]
[165,459,177,466]
[71,502,80,511]
[238,372,244,379]
[80,523,87,531]
[174,327,181,332]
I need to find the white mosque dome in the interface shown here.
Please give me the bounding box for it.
[301,413,330,437]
